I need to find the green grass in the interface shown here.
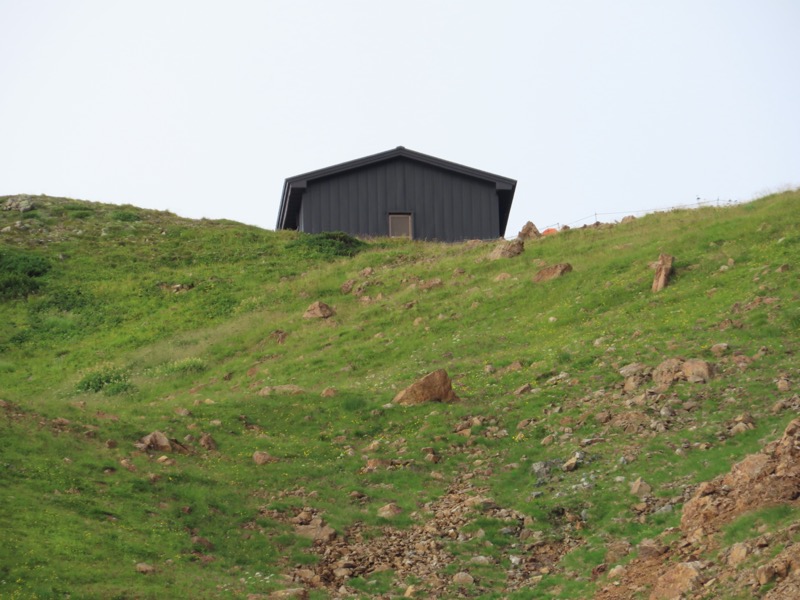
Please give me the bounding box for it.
[1,191,799,598]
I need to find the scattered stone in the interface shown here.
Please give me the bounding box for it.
[258,385,304,396]
[268,589,308,600]
[340,279,357,294]
[513,383,532,396]
[452,572,474,586]
[393,369,460,406]
[136,563,156,574]
[652,253,675,292]
[562,455,580,472]
[303,301,335,319]
[682,358,714,383]
[728,542,749,566]
[710,343,729,357]
[135,431,172,452]
[377,503,403,518]
[419,278,443,291]
[650,561,703,599]
[320,387,337,398]
[199,433,217,451]
[608,565,626,579]
[488,239,524,260]
[630,477,652,497]
[777,378,791,392]
[635,538,664,562]
[252,451,279,465]
[533,263,573,283]
[494,272,512,281]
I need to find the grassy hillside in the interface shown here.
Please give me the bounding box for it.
[1,192,799,599]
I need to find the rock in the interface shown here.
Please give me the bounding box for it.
[419,278,443,291]
[728,542,748,566]
[562,455,580,472]
[2,195,35,212]
[650,561,703,599]
[136,431,172,452]
[488,239,524,260]
[514,383,532,396]
[652,253,675,292]
[470,555,492,565]
[533,263,573,283]
[252,451,279,465]
[303,301,335,319]
[756,565,776,586]
[777,378,791,392]
[452,572,474,586]
[320,387,337,397]
[630,477,652,497]
[681,418,800,542]
[619,363,649,378]
[403,585,417,597]
[257,385,304,396]
[340,279,357,294]
[652,358,685,386]
[136,562,156,574]
[191,536,214,550]
[393,369,460,406]
[295,516,336,543]
[199,433,217,451]
[517,221,541,240]
[638,538,667,558]
[494,272,512,281]
[377,503,403,518]
[608,564,626,579]
[268,589,308,600]
[710,343,729,357]
[682,359,714,383]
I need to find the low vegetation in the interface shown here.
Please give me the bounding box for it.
[1,191,798,598]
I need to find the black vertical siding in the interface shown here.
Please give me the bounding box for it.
[300,157,500,241]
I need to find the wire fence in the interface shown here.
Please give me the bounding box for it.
[536,198,747,232]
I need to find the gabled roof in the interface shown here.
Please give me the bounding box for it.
[276,146,517,231]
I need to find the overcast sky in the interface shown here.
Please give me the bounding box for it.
[1,1,798,237]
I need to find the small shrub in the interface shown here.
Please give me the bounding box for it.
[76,366,131,394]
[286,231,367,259]
[111,210,141,222]
[154,357,208,376]
[0,249,51,299]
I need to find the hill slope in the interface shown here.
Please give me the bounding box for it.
[1,192,799,599]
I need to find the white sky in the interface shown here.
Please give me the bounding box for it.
[1,1,798,236]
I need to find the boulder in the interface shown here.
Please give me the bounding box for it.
[533,263,573,283]
[136,431,172,452]
[303,301,335,319]
[488,239,524,260]
[517,221,541,240]
[682,359,714,383]
[252,451,279,465]
[377,503,403,518]
[393,369,460,406]
[649,561,703,599]
[652,253,674,292]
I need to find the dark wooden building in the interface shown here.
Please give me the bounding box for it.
[276,147,516,241]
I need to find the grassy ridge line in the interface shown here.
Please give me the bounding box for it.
[0,192,799,598]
